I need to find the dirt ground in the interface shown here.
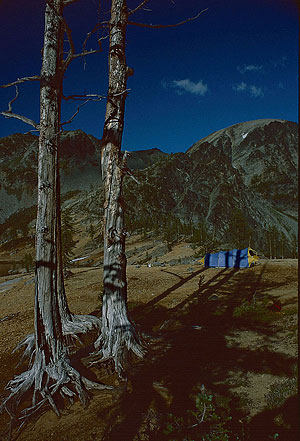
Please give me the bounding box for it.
[0,257,298,441]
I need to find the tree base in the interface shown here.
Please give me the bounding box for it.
[1,348,113,439]
[14,314,101,360]
[62,313,101,341]
[91,319,145,378]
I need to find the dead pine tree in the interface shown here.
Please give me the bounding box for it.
[92,0,208,377]
[92,0,145,377]
[3,6,108,361]
[0,0,111,432]
[17,170,101,359]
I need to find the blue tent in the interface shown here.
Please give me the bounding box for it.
[203,248,251,268]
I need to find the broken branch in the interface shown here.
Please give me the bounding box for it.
[0,76,40,89]
[128,8,208,29]
[128,0,150,16]
[71,49,102,59]
[63,93,106,101]
[126,169,140,184]
[0,84,39,129]
[63,48,102,72]
[82,26,109,54]
[63,0,80,5]
[8,86,19,112]
[60,100,90,127]
[62,15,75,55]
[0,111,39,130]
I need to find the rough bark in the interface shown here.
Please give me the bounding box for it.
[1,1,111,429]
[92,0,144,376]
[15,253,101,360]
[12,3,101,362]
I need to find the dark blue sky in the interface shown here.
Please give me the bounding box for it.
[0,0,298,153]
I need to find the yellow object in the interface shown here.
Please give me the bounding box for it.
[248,247,259,266]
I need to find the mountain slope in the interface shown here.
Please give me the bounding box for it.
[0,130,166,223]
[187,119,298,209]
[123,119,298,252]
[0,119,298,255]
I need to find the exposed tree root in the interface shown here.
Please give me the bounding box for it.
[62,313,101,337]
[90,314,146,378]
[14,314,101,361]
[1,349,113,440]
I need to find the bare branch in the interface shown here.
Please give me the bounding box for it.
[47,0,105,74]
[63,89,129,107]
[111,89,131,98]
[0,84,39,129]
[128,8,208,29]
[0,111,39,129]
[0,76,40,89]
[71,49,102,59]
[62,15,75,55]
[82,25,109,54]
[61,88,126,128]
[63,93,106,101]
[60,100,90,127]
[63,48,103,73]
[128,0,150,16]
[121,151,140,184]
[61,88,125,126]
[25,129,40,135]
[63,0,80,4]
[8,86,19,112]
[126,169,140,184]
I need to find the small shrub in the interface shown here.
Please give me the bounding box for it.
[232,299,277,324]
[265,377,298,410]
[160,389,241,441]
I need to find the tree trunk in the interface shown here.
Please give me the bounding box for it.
[56,169,101,340]
[1,1,110,425]
[14,11,101,360]
[34,0,64,365]
[93,0,144,376]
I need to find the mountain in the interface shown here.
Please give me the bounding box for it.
[187,119,298,209]
[0,119,298,255]
[0,130,166,224]
[123,119,298,253]
[186,119,298,229]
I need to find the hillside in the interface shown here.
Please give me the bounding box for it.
[0,259,298,440]
[0,119,298,260]
[123,119,298,254]
[0,130,167,224]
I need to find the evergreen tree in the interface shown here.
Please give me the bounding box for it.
[290,233,298,258]
[23,253,34,272]
[88,223,96,241]
[227,208,251,248]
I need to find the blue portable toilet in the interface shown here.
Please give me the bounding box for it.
[201,247,257,268]
[204,252,219,267]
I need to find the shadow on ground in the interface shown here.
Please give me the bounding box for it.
[100,265,298,441]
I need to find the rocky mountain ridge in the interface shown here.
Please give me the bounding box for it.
[123,119,298,253]
[0,119,298,255]
[0,130,166,223]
